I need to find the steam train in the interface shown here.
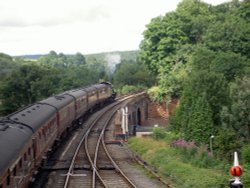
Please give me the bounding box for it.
[0,82,116,188]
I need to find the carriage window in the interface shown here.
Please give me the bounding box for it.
[19,159,22,168]
[24,153,27,161]
[7,175,10,185]
[13,166,17,176]
[28,147,31,155]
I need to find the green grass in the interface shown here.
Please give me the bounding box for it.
[128,137,249,188]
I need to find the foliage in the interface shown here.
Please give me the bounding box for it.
[219,76,250,153]
[171,139,220,168]
[139,13,188,75]
[0,53,19,80]
[242,144,250,165]
[0,50,146,115]
[128,137,231,187]
[152,127,167,140]
[113,60,156,90]
[147,86,164,102]
[140,0,250,159]
[0,65,60,115]
[118,85,145,95]
[38,51,86,68]
[170,70,228,142]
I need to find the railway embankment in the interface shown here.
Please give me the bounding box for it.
[128,100,250,187]
[128,136,228,187]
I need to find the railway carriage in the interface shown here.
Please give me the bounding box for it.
[6,103,58,167]
[0,82,115,188]
[83,86,98,111]
[39,94,75,138]
[0,122,34,188]
[64,89,88,121]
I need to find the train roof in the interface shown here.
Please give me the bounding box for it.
[7,103,57,132]
[81,83,108,92]
[93,84,107,89]
[82,86,97,93]
[65,89,87,99]
[39,94,74,110]
[0,121,33,176]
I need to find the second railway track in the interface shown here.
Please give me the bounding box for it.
[42,94,143,188]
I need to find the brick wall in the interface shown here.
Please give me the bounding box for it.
[148,98,179,120]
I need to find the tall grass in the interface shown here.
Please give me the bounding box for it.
[128,129,250,187]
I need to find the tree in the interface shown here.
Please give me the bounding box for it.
[204,0,250,58]
[0,65,60,115]
[175,0,212,44]
[74,52,86,65]
[186,93,214,143]
[169,70,229,141]
[113,60,156,89]
[0,53,18,80]
[221,76,250,141]
[139,0,250,158]
[139,13,188,75]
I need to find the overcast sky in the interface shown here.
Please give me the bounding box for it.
[0,0,229,56]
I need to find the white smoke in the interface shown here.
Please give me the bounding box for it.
[105,53,121,81]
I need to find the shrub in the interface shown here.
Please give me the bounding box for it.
[120,85,145,95]
[242,144,250,165]
[171,139,220,168]
[152,127,167,140]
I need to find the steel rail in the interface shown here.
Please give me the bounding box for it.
[64,99,120,188]
[63,94,141,188]
[86,93,145,187]
[92,103,123,187]
[101,129,137,188]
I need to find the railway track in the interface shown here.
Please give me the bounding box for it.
[43,94,141,188]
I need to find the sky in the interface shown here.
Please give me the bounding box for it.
[0,0,229,56]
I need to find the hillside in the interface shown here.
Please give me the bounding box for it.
[15,50,139,64]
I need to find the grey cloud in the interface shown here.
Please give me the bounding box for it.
[0,18,29,27]
[0,5,111,28]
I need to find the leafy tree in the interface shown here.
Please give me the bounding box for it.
[191,47,248,82]
[186,93,214,143]
[169,69,229,142]
[175,0,212,44]
[139,13,188,75]
[38,51,86,68]
[113,60,156,89]
[139,0,250,158]
[0,53,18,80]
[74,52,86,65]
[221,76,250,141]
[0,64,60,115]
[204,0,250,58]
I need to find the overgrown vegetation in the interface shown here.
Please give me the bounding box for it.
[128,128,250,187]
[139,0,250,161]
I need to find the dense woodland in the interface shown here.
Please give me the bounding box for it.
[0,50,154,115]
[139,0,250,163]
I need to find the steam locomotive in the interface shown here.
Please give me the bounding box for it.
[0,82,116,188]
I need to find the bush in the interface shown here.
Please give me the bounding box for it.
[128,137,229,187]
[152,127,167,140]
[119,85,145,95]
[171,139,220,168]
[242,144,250,165]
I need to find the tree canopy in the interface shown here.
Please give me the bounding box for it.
[139,0,250,158]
